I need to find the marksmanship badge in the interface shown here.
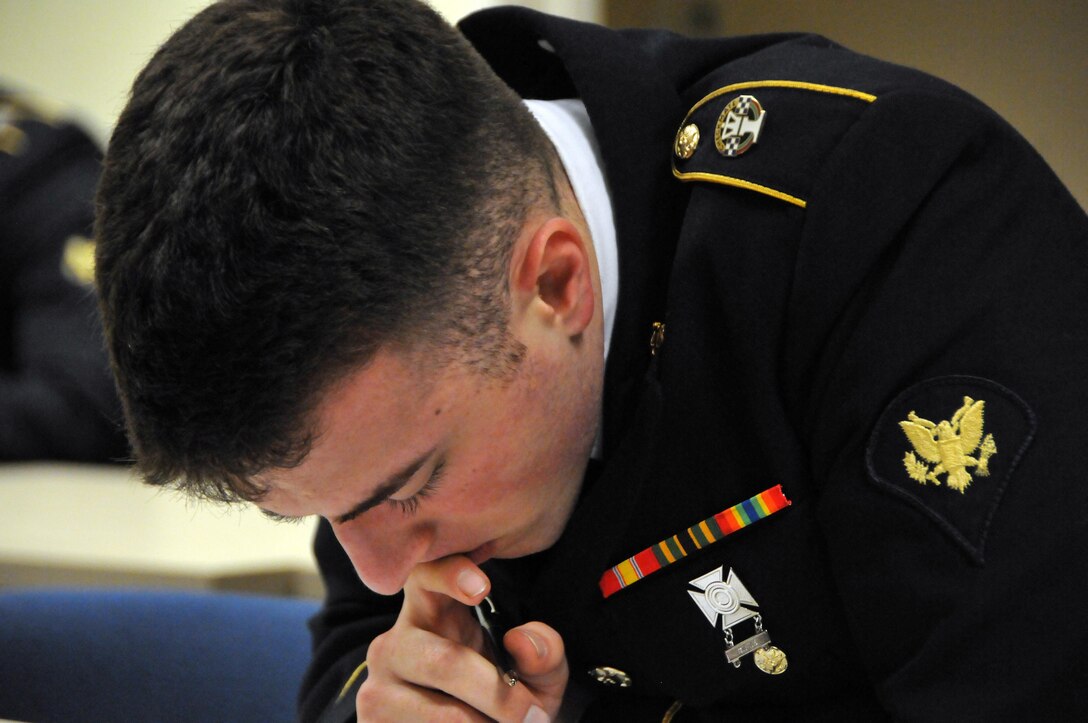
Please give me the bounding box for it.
[899,397,997,493]
[715,95,766,157]
[688,566,787,674]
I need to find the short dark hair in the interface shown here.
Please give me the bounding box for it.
[95,0,559,501]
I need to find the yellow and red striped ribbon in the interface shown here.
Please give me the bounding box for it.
[599,485,791,598]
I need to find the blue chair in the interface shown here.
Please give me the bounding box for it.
[0,588,319,723]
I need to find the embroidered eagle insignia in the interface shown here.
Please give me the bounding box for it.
[899,397,997,493]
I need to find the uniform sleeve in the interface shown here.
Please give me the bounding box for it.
[789,86,1088,718]
[298,518,400,723]
[0,114,126,461]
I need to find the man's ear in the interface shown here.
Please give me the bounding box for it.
[510,217,596,337]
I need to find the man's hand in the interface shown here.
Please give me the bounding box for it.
[358,556,568,722]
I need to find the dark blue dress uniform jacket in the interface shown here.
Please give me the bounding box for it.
[0,91,125,461]
[302,8,1088,721]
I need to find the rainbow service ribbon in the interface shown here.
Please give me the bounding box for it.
[599,485,791,598]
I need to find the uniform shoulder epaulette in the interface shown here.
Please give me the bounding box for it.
[672,80,878,209]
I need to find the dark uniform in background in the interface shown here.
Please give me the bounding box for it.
[303,9,1088,721]
[0,89,125,461]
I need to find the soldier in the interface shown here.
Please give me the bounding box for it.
[1,89,124,460]
[94,1,1088,721]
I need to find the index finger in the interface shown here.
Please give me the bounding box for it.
[401,555,491,621]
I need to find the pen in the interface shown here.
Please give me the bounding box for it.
[474,596,519,687]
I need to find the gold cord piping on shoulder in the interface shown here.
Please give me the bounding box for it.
[672,168,807,208]
[662,700,684,723]
[688,80,876,117]
[336,660,369,701]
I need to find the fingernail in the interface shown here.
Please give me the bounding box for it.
[523,704,550,723]
[456,568,487,598]
[518,629,547,658]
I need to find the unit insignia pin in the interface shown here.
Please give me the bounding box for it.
[688,566,787,674]
[715,95,766,157]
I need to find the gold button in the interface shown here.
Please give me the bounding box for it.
[588,665,633,687]
[674,123,700,159]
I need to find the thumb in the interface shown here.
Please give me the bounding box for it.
[504,622,568,718]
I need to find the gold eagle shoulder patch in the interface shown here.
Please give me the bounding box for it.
[867,376,1034,562]
[899,397,997,493]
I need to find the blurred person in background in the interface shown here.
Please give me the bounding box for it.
[1,87,125,461]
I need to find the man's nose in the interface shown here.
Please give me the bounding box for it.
[331,514,432,595]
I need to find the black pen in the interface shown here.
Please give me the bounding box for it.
[474,596,519,686]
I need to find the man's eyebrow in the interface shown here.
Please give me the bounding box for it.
[331,449,434,525]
